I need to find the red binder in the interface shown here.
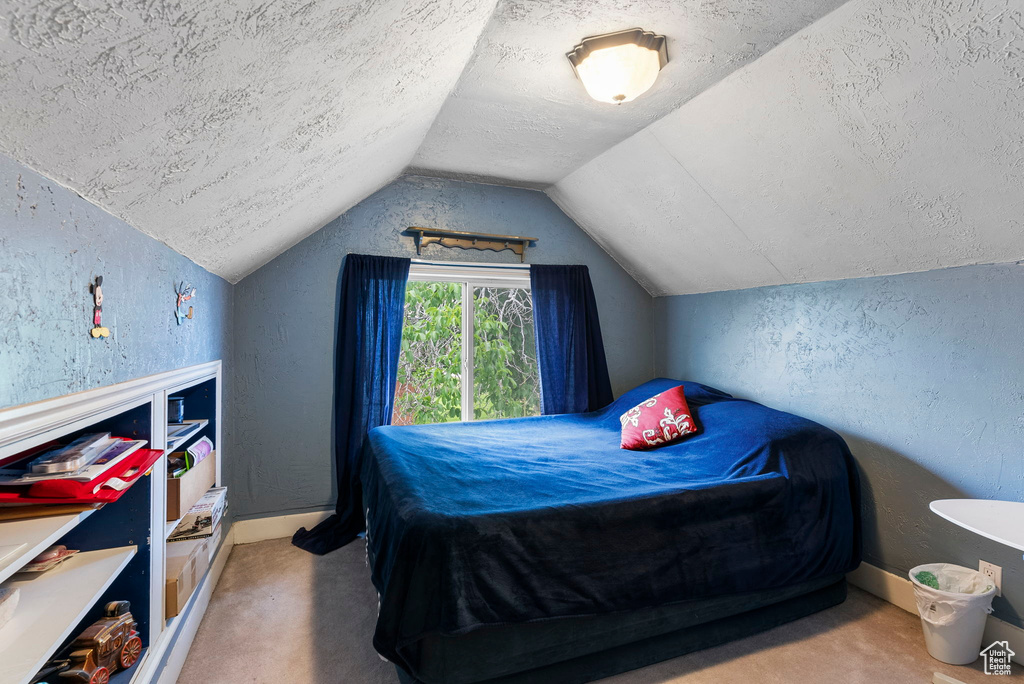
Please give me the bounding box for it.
[0,447,163,504]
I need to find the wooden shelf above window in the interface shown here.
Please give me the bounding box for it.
[406,227,538,262]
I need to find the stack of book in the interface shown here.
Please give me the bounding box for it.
[166,421,205,451]
[0,433,159,518]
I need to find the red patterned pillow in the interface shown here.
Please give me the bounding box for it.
[619,385,697,450]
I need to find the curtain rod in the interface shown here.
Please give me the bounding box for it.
[410,259,530,271]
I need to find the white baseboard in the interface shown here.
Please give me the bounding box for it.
[848,562,1024,664]
[232,509,332,545]
[847,562,918,613]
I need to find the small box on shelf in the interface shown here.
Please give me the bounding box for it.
[166,451,216,522]
[165,535,208,619]
[165,519,223,619]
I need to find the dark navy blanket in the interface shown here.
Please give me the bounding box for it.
[362,379,860,670]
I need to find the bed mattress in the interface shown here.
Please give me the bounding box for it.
[362,378,860,674]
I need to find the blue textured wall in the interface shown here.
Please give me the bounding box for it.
[0,154,232,409]
[654,263,1024,626]
[232,175,654,519]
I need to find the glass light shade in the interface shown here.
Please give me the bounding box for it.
[574,43,661,104]
[567,28,668,105]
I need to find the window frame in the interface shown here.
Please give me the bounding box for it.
[405,261,533,421]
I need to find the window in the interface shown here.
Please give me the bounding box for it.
[393,263,541,425]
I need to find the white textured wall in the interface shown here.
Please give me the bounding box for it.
[0,0,498,283]
[2,0,1021,296]
[549,0,1024,296]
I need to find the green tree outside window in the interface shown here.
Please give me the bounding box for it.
[393,281,540,425]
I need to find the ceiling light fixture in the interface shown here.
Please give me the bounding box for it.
[566,28,668,105]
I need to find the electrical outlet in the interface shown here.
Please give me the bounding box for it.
[980,560,1002,597]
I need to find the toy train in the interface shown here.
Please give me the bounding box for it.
[32,601,142,684]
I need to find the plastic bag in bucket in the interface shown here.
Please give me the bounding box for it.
[910,563,996,664]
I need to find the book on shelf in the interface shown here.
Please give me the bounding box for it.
[167,423,190,438]
[28,433,111,474]
[0,447,162,505]
[0,504,102,521]
[167,420,204,443]
[168,487,227,543]
[16,545,79,573]
[0,438,148,486]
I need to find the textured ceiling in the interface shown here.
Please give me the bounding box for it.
[0,0,498,282]
[411,0,846,186]
[548,0,1024,295]
[2,0,1022,292]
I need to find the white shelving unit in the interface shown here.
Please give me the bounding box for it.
[0,546,137,684]
[0,510,96,584]
[164,518,179,539]
[0,361,230,684]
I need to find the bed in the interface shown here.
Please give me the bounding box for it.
[362,378,861,683]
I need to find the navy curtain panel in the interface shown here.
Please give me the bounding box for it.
[530,264,613,415]
[292,254,410,555]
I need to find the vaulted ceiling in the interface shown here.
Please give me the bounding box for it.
[2,0,1022,291]
[0,0,498,282]
[548,0,1024,295]
[410,0,846,185]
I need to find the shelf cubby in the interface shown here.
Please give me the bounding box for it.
[0,361,225,684]
[0,510,98,585]
[0,545,137,684]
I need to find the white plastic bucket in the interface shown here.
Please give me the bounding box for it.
[909,563,996,665]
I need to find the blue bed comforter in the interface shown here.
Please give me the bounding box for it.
[362,379,860,669]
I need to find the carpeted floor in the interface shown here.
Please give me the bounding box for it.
[178,538,1000,683]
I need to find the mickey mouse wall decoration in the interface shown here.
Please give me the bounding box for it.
[174,281,197,325]
[90,276,110,339]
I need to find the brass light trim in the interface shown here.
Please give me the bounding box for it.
[566,28,669,103]
[566,28,668,70]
